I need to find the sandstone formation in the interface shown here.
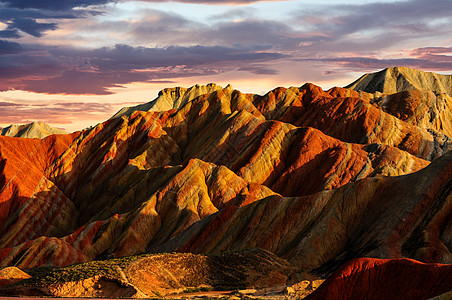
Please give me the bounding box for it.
[0,67,451,298]
[0,122,67,138]
[305,258,452,300]
[346,66,452,96]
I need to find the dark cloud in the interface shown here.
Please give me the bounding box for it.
[0,0,112,10]
[7,18,57,37]
[0,1,108,38]
[0,39,22,54]
[0,101,24,107]
[0,29,20,38]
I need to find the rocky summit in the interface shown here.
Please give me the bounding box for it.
[0,67,451,299]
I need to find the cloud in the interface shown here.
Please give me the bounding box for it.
[411,47,452,55]
[127,0,287,4]
[0,43,285,94]
[298,55,452,73]
[290,0,452,54]
[0,99,118,128]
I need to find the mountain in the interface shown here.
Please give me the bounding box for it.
[346,66,452,96]
[0,122,67,138]
[0,67,451,298]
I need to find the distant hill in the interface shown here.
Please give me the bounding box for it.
[0,122,67,138]
[345,67,452,138]
[346,66,452,96]
[112,83,230,118]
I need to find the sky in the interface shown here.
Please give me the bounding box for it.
[0,0,451,132]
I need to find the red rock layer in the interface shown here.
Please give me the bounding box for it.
[305,257,452,300]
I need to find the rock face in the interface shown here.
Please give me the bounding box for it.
[346,66,452,96]
[0,67,451,298]
[305,258,452,300]
[0,122,67,138]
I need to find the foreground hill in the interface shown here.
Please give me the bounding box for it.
[0,122,67,138]
[306,258,452,300]
[0,67,451,298]
[0,249,297,298]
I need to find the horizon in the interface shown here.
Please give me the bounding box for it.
[0,0,451,131]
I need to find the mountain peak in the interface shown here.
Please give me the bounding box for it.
[345,66,452,96]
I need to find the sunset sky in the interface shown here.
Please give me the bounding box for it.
[0,0,451,132]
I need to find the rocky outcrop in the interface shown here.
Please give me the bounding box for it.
[1,122,67,138]
[112,83,228,118]
[0,267,31,288]
[346,66,452,96]
[305,258,452,300]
